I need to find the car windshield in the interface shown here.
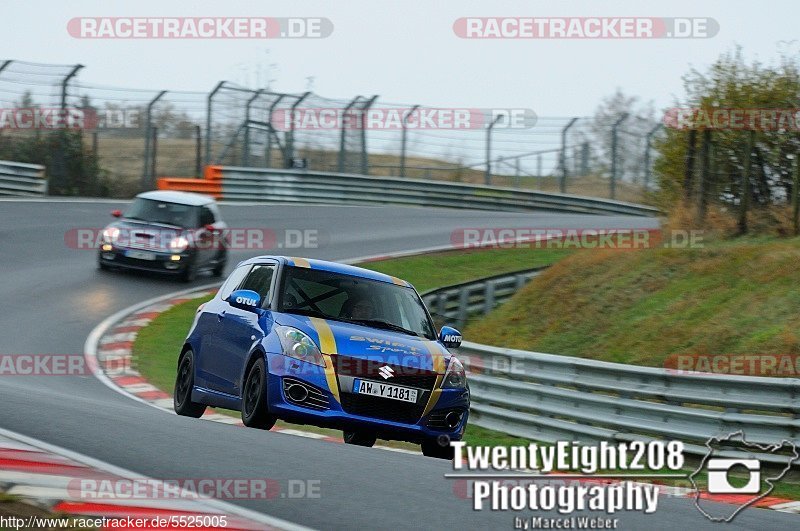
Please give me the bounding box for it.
[280,266,435,340]
[124,198,198,228]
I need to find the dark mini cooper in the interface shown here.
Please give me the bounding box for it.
[98,190,228,282]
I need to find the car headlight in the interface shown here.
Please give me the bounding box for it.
[102,227,120,243]
[276,326,325,367]
[169,236,190,253]
[443,357,466,388]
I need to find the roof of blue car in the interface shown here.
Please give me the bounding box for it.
[242,256,411,287]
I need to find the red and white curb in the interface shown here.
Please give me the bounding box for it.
[85,283,420,455]
[0,427,309,530]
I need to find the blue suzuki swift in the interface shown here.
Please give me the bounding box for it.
[174,256,469,458]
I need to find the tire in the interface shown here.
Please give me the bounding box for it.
[241,357,277,430]
[343,431,377,447]
[180,259,197,283]
[211,251,227,278]
[174,349,207,418]
[421,438,455,460]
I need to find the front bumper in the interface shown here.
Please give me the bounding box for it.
[98,245,192,274]
[265,353,470,443]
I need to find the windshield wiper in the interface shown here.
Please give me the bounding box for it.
[348,319,420,337]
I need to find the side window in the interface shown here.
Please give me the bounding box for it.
[199,206,215,227]
[219,265,251,301]
[239,264,276,308]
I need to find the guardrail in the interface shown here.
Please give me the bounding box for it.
[418,267,800,465]
[159,166,660,217]
[461,342,799,464]
[421,268,545,329]
[0,160,47,196]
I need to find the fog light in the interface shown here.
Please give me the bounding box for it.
[170,255,181,261]
[101,244,113,251]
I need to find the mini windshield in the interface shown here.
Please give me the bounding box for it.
[124,198,198,228]
[280,266,435,340]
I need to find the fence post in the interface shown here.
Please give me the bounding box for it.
[698,129,712,221]
[683,129,698,201]
[643,123,662,190]
[483,280,496,314]
[485,114,504,185]
[537,154,542,189]
[610,113,628,200]
[359,95,378,175]
[205,81,226,166]
[458,288,469,329]
[580,142,589,177]
[400,104,420,178]
[242,89,264,167]
[141,90,167,192]
[50,64,83,195]
[195,125,202,178]
[793,155,799,236]
[286,91,311,167]
[265,94,286,168]
[338,96,361,173]
[738,130,754,235]
[560,118,578,193]
[150,127,158,183]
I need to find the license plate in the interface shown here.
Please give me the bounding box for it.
[125,250,157,261]
[352,379,418,403]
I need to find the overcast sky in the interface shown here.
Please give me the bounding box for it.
[2,0,797,116]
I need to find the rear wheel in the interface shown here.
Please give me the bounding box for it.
[421,438,455,460]
[343,431,377,447]
[241,357,277,430]
[174,350,206,418]
[180,259,197,283]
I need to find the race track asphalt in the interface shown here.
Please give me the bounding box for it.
[0,199,790,530]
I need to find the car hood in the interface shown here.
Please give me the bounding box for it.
[106,220,185,251]
[274,313,450,374]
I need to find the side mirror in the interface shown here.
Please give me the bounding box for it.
[227,289,261,312]
[111,209,122,218]
[439,326,462,349]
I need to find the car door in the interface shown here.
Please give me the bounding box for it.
[195,264,251,392]
[214,263,277,397]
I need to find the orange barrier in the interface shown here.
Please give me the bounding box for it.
[203,165,223,181]
[156,177,222,199]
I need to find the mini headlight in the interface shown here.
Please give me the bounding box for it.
[443,357,466,389]
[102,227,120,243]
[276,326,325,367]
[169,236,190,253]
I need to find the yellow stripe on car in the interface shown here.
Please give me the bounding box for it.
[309,317,340,403]
[421,340,447,416]
[291,257,311,268]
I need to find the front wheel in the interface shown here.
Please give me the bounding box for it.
[343,431,377,447]
[174,350,206,418]
[421,438,455,460]
[241,357,277,430]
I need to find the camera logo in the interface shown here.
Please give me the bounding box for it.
[706,458,760,494]
[690,431,798,522]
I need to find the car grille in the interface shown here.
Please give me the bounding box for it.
[332,354,439,424]
[340,393,427,424]
[282,378,330,410]
[426,408,465,430]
